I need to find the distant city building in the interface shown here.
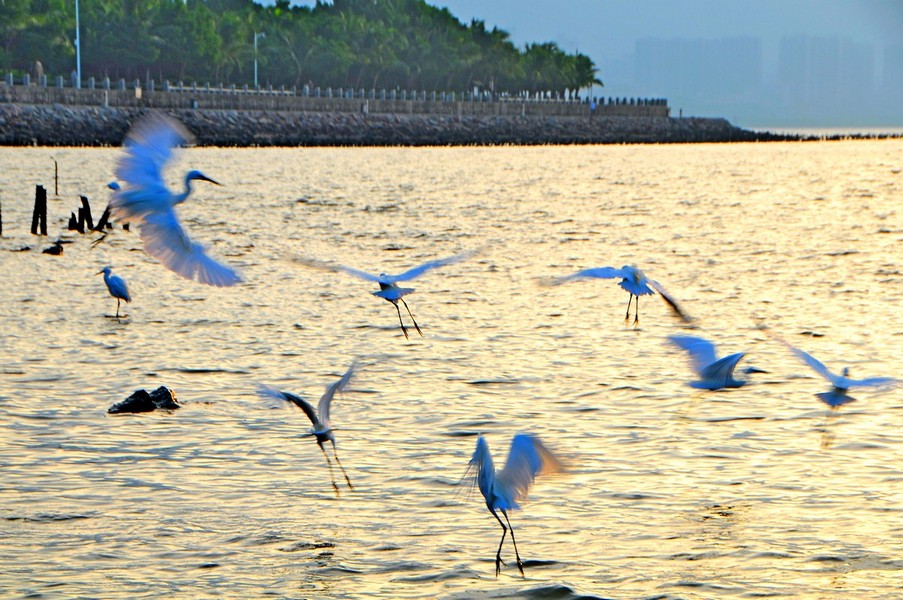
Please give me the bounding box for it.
[778,35,874,106]
[617,34,898,127]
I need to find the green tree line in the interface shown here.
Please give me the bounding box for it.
[1,0,603,94]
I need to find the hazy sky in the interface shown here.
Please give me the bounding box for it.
[283,1,903,74]
[432,1,902,59]
[265,1,903,125]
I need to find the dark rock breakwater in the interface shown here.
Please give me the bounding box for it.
[0,103,797,147]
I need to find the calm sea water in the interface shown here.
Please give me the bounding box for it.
[1,140,901,599]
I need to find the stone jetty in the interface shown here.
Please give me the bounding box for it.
[0,103,796,147]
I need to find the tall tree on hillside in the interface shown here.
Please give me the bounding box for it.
[7,0,74,76]
[3,0,602,94]
[155,1,222,82]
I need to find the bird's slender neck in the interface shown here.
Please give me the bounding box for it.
[175,174,195,205]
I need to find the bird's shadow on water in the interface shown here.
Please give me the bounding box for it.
[102,314,131,323]
[815,407,851,450]
[436,578,614,599]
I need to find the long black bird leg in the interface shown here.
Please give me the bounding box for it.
[318,441,341,497]
[634,296,640,328]
[491,508,509,577]
[330,439,354,490]
[502,509,525,578]
[400,298,423,337]
[391,301,410,339]
[624,294,634,323]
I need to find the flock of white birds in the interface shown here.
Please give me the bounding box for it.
[95,112,898,577]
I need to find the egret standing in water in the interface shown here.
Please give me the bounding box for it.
[668,335,767,390]
[461,433,564,577]
[97,266,131,317]
[109,113,241,286]
[297,252,473,339]
[258,363,357,496]
[546,265,691,327]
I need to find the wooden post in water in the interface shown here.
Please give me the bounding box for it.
[79,196,94,231]
[31,185,47,235]
[93,206,112,231]
[68,211,81,232]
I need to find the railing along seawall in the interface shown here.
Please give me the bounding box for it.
[0,75,670,119]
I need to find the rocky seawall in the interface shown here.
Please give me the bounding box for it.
[0,103,797,147]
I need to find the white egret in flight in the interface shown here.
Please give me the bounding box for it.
[461,433,564,577]
[109,113,241,286]
[258,362,357,496]
[668,335,767,390]
[776,337,898,407]
[97,266,131,318]
[546,265,691,326]
[297,252,473,339]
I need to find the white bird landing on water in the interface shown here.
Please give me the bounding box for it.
[97,266,131,318]
[668,335,767,390]
[109,113,242,287]
[774,336,899,408]
[297,252,473,339]
[460,433,564,578]
[546,265,691,327]
[258,362,356,496]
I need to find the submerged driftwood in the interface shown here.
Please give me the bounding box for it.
[108,386,181,414]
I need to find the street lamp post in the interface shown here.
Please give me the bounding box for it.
[254,32,266,89]
[74,0,81,88]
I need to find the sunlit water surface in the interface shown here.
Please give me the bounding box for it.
[1,140,901,599]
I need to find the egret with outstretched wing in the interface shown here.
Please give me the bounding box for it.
[297,252,473,339]
[258,362,356,496]
[668,335,766,390]
[110,113,241,287]
[781,340,898,407]
[547,265,691,326]
[461,433,564,577]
